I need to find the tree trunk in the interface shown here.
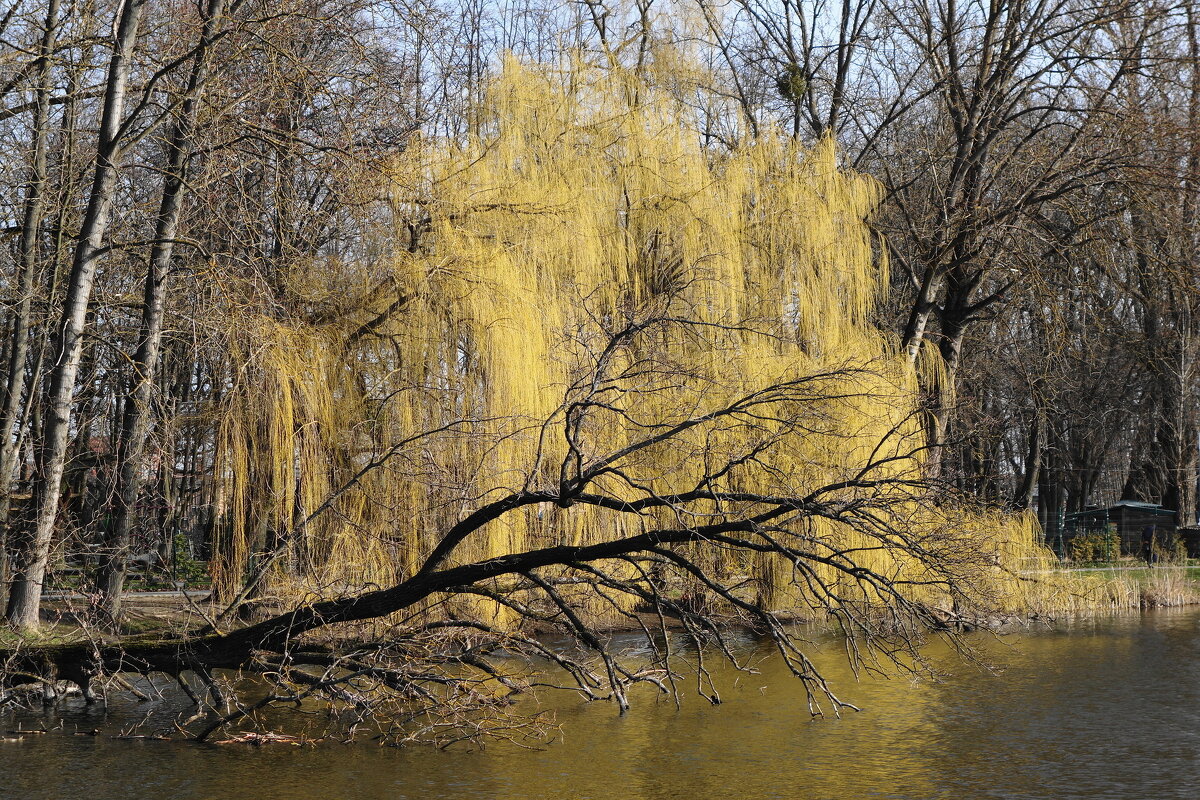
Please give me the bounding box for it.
[924,277,971,475]
[5,0,147,630]
[1014,411,1042,510]
[96,0,227,625]
[901,264,939,362]
[0,0,61,600]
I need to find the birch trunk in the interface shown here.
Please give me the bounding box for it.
[0,0,62,599]
[5,0,147,630]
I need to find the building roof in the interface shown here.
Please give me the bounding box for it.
[1066,501,1177,522]
[1109,500,1170,510]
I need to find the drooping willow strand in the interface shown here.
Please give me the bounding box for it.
[208,57,1053,622]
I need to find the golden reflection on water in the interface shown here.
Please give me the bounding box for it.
[2,610,1199,800]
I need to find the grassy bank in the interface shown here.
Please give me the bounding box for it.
[1023,560,1200,613]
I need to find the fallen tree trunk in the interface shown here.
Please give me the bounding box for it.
[3,514,797,690]
[0,486,993,746]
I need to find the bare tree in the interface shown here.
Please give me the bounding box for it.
[94,0,233,623]
[5,0,150,629]
[0,0,63,592]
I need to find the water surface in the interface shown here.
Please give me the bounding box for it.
[2,610,1198,799]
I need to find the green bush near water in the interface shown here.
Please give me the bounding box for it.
[1070,528,1121,562]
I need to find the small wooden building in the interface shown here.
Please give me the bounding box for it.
[1063,500,1178,557]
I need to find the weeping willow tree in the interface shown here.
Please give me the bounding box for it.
[1,57,1063,743]
[208,58,1049,614]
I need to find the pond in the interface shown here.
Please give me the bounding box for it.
[3,609,1200,799]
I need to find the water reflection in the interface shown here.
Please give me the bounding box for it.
[3,610,1200,799]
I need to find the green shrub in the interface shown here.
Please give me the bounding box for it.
[1069,528,1120,562]
[170,529,210,587]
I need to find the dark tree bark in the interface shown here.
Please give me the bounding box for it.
[95,0,229,625]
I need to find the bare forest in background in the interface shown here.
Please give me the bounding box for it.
[0,0,1195,622]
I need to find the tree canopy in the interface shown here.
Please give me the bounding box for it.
[1,0,1179,744]
[0,54,1064,742]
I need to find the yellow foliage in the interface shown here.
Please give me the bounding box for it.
[208,56,1056,623]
